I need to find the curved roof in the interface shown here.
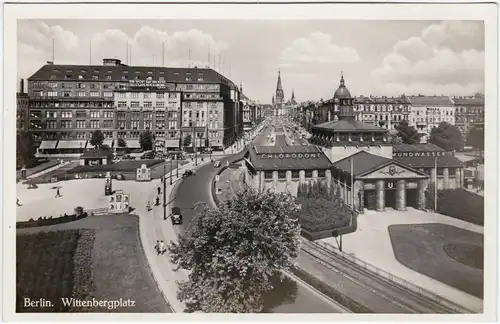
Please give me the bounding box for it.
[334,74,351,99]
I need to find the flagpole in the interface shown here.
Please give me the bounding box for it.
[350,158,354,208]
[434,156,438,211]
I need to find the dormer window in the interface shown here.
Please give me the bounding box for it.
[371,135,375,142]
[348,134,352,142]
[78,75,84,79]
[336,135,339,142]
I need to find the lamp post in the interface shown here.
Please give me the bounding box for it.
[169,154,173,185]
[176,153,179,179]
[163,163,167,220]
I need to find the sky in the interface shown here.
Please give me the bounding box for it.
[17,19,485,104]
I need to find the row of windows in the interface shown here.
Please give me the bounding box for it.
[117,92,178,99]
[263,170,327,180]
[38,111,116,119]
[32,91,114,98]
[116,101,179,109]
[45,120,115,129]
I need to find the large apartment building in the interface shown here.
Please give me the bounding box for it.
[408,95,455,143]
[27,58,243,153]
[453,93,485,135]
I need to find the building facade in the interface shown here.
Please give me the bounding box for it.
[453,93,485,135]
[353,95,411,131]
[17,89,29,133]
[27,58,241,153]
[408,95,455,143]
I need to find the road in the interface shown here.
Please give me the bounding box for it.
[172,124,347,313]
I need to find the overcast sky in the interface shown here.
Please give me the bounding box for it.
[18,19,484,103]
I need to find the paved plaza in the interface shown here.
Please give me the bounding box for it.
[319,208,483,312]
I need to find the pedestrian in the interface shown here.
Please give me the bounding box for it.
[160,176,163,183]
[157,186,161,195]
[16,198,21,207]
[159,240,166,255]
[147,200,151,211]
[154,240,160,255]
[156,196,160,206]
[55,188,62,198]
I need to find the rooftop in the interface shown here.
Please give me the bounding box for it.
[312,119,388,133]
[332,151,391,176]
[393,143,445,152]
[394,155,464,169]
[354,95,410,105]
[247,144,332,171]
[28,60,233,85]
[408,95,454,106]
[453,97,485,106]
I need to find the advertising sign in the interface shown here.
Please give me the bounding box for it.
[393,151,454,158]
[260,152,320,159]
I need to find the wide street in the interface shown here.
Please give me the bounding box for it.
[172,122,348,313]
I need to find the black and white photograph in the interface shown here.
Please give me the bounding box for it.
[2,1,498,322]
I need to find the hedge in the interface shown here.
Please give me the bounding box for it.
[68,159,163,173]
[69,229,96,312]
[16,212,89,229]
[290,266,372,313]
[425,186,484,226]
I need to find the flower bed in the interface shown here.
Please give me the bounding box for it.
[69,229,96,312]
[16,229,90,312]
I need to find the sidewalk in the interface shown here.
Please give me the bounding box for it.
[25,160,71,180]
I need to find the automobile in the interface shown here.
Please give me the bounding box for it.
[213,161,221,168]
[170,207,183,225]
[182,170,195,178]
[140,151,155,159]
[122,154,135,160]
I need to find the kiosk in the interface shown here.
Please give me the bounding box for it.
[108,189,130,213]
[136,164,152,181]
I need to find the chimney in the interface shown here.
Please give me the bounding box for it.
[20,79,25,94]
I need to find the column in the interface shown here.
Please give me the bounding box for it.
[458,168,463,188]
[259,171,265,191]
[272,171,279,189]
[299,170,305,184]
[312,170,318,182]
[326,170,332,192]
[358,188,365,213]
[417,179,426,210]
[395,179,406,211]
[431,167,437,188]
[443,168,449,190]
[286,170,292,186]
[376,179,385,211]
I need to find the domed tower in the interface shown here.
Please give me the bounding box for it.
[334,72,355,120]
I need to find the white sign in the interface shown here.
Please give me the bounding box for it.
[215,175,220,182]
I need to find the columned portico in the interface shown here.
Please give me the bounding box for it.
[375,180,385,211]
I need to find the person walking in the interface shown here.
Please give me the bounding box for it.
[55,188,62,198]
[146,200,151,211]
[157,186,161,195]
[16,198,21,207]
[159,240,166,255]
[154,240,160,255]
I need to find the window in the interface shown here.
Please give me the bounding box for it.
[156,93,164,99]
[48,82,58,88]
[76,120,86,128]
[103,92,113,97]
[33,91,43,97]
[90,111,100,118]
[117,101,127,108]
[156,102,165,109]
[119,93,127,98]
[103,120,114,128]
[144,112,153,120]
[61,111,73,118]
[46,111,57,118]
[78,83,85,88]
[131,121,139,129]
[47,91,58,97]
[264,171,273,179]
[61,121,72,129]
[144,102,153,108]
[106,75,112,80]
[143,93,151,99]
[103,111,114,118]
[77,91,86,97]
[131,93,139,99]
[130,101,140,108]
[46,121,58,129]
[90,91,99,97]
[92,76,99,80]
[89,120,99,129]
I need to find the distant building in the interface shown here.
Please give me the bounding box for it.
[27,58,242,154]
[408,95,455,143]
[353,95,411,131]
[271,70,296,118]
[17,80,29,133]
[453,93,485,135]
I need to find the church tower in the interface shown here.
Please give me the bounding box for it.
[275,70,285,116]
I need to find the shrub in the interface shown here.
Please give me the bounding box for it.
[70,229,96,312]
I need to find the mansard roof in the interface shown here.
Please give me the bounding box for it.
[313,119,388,133]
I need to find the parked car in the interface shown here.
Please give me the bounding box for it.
[170,207,183,225]
[182,170,195,178]
[213,161,221,168]
[140,151,155,159]
[122,154,135,160]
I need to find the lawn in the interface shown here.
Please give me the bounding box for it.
[388,223,483,298]
[16,159,60,182]
[17,215,171,313]
[16,229,88,312]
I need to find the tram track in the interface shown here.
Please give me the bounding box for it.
[299,239,466,313]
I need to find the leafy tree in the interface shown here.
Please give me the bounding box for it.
[394,120,422,144]
[117,138,127,148]
[466,126,484,151]
[183,134,192,148]
[388,133,404,145]
[139,130,154,151]
[429,122,464,151]
[89,130,104,149]
[16,131,37,168]
[168,189,301,313]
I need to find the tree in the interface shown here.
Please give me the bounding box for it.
[117,138,127,148]
[139,130,154,151]
[168,189,301,313]
[429,122,464,151]
[466,126,484,151]
[183,134,192,148]
[394,120,422,144]
[16,131,37,168]
[90,130,104,149]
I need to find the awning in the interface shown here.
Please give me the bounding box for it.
[125,140,141,148]
[57,140,88,149]
[166,139,179,148]
[38,140,58,149]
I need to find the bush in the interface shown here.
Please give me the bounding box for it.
[426,187,484,226]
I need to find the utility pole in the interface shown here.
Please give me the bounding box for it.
[163,163,167,220]
[170,155,173,185]
[176,153,179,178]
[434,156,438,211]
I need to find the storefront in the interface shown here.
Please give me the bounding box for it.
[79,149,113,166]
[243,144,333,195]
